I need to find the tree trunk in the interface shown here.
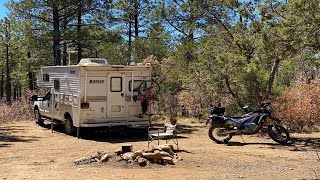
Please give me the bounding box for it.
[185,0,195,62]
[0,65,4,98]
[53,3,61,66]
[266,59,280,98]
[27,51,34,90]
[28,71,34,90]
[128,20,132,63]
[250,73,262,105]
[134,0,139,38]
[13,83,17,101]
[77,0,83,62]
[17,82,21,101]
[63,42,68,65]
[185,36,194,62]
[224,75,243,107]
[62,18,68,65]
[5,43,11,103]
[245,55,261,105]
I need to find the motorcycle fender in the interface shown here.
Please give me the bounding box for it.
[211,121,225,128]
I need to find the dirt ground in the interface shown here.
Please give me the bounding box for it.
[0,120,319,180]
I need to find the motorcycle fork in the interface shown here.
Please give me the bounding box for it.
[266,118,275,126]
[266,119,282,134]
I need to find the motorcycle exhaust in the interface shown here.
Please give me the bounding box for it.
[219,129,240,135]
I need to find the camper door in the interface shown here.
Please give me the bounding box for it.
[107,73,126,117]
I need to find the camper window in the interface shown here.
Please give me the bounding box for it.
[110,77,122,92]
[54,80,60,90]
[129,80,144,92]
[43,74,49,82]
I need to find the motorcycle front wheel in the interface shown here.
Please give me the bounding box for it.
[267,124,290,145]
[208,126,233,144]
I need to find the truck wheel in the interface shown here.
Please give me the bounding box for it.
[34,108,44,125]
[65,116,76,135]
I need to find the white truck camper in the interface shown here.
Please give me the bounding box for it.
[32,58,155,137]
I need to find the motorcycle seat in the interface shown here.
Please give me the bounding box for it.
[225,114,257,124]
[225,116,243,119]
[224,111,255,120]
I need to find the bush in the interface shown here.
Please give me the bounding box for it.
[272,81,320,132]
[0,99,33,124]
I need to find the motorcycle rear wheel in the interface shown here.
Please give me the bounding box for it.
[267,124,290,145]
[208,126,233,144]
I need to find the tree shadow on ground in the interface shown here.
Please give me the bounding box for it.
[226,141,280,147]
[81,127,188,144]
[225,136,320,152]
[40,123,188,144]
[0,126,39,148]
[283,137,320,151]
[81,127,150,143]
[176,124,200,134]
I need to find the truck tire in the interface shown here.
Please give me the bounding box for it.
[65,116,76,136]
[34,108,44,125]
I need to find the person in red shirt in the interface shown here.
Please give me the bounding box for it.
[139,86,157,117]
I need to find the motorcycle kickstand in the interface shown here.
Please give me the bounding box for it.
[240,134,246,144]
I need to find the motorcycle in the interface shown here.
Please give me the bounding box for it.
[206,101,290,145]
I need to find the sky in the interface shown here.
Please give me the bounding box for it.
[0,0,10,19]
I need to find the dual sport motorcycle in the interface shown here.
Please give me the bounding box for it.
[206,101,290,145]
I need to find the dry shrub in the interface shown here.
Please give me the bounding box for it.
[0,99,33,124]
[272,81,320,132]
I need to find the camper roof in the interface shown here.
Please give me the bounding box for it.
[78,58,108,66]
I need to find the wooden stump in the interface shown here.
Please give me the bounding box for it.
[122,144,133,153]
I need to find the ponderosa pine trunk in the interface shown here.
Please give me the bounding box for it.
[53,3,61,66]
[0,65,4,98]
[77,0,83,62]
[5,43,11,103]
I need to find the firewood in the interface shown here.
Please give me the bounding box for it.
[144,147,154,153]
[114,148,122,155]
[123,152,134,160]
[160,151,173,158]
[142,152,162,160]
[137,156,147,167]
[99,154,110,163]
[133,150,143,159]
[162,156,174,165]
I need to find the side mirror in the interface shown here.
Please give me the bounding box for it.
[31,95,38,101]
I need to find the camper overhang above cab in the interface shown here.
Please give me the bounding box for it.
[78,58,108,66]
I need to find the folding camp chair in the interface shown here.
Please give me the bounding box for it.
[148,123,179,149]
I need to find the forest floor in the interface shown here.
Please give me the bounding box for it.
[0,120,319,180]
